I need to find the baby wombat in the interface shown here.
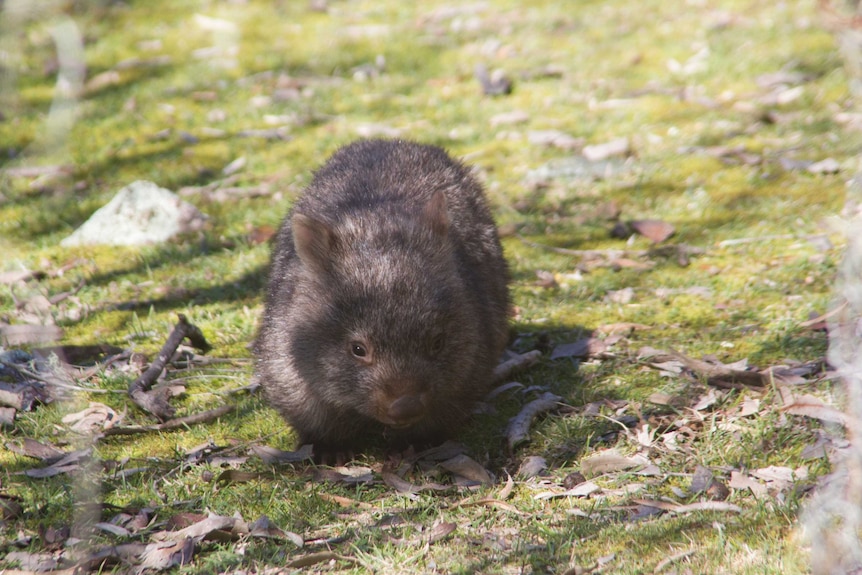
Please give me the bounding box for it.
[254,139,509,461]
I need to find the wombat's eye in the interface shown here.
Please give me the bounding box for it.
[430,334,445,356]
[349,341,372,363]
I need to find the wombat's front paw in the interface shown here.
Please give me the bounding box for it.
[310,444,356,466]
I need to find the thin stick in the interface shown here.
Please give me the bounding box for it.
[654,549,695,573]
[717,233,828,247]
[102,404,235,436]
[517,235,635,258]
[127,314,212,421]
[518,235,704,262]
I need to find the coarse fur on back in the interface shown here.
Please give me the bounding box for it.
[254,139,509,461]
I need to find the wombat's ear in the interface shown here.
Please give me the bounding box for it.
[421,190,449,236]
[292,212,335,272]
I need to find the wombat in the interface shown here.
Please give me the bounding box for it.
[254,139,509,462]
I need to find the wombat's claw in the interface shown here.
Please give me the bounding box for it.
[313,447,355,466]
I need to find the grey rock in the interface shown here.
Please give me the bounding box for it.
[61,180,207,246]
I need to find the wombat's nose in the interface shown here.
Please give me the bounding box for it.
[387,394,426,426]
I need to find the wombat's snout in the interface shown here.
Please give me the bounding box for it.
[386,394,427,427]
[375,383,429,428]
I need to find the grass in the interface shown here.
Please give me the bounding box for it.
[0,0,857,573]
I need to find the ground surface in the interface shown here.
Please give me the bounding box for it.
[0,0,858,573]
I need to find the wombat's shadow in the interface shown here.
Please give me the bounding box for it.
[481,322,629,467]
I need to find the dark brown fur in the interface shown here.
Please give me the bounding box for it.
[254,139,509,460]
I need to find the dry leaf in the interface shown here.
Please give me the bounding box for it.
[807,158,840,174]
[6,437,64,461]
[535,481,601,500]
[550,338,606,360]
[249,515,304,546]
[690,465,714,494]
[648,392,673,405]
[439,454,493,485]
[312,466,374,485]
[381,471,448,493]
[609,258,655,271]
[649,360,685,376]
[630,219,675,243]
[61,402,120,433]
[85,70,122,92]
[800,435,830,460]
[154,513,239,542]
[517,456,547,479]
[736,397,760,417]
[752,465,806,484]
[381,471,422,493]
[139,538,195,570]
[692,389,720,411]
[222,156,246,176]
[583,137,630,161]
[0,324,64,345]
[251,443,313,464]
[728,470,767,499]
[414,440,468,461]
[527,130,583,150]
[0,406,15,426]
[25,448,92,478]
[606,287,635,304]
[0,269,45,284]
[498,473,515,500]
[535,269,558,288]
[428,521,457,544]
[781,392,846,425]
[94,521,132,537]
[5,551,59,571]
[287,551,354,568]
[490,110,529,126]
[580,449,651,476]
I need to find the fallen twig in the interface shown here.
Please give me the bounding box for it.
[654,549,696,573]
[717,233,829,247]
[0,164,73,178]
[799,301,848,327]
[127,314,212,421]
[518,235,631,259]
[665,348,767,388]
[493,350,542,383]
[506,391,563,450]
[517,235,703,264]
[633,498,742,514]
[102,404,235,436]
